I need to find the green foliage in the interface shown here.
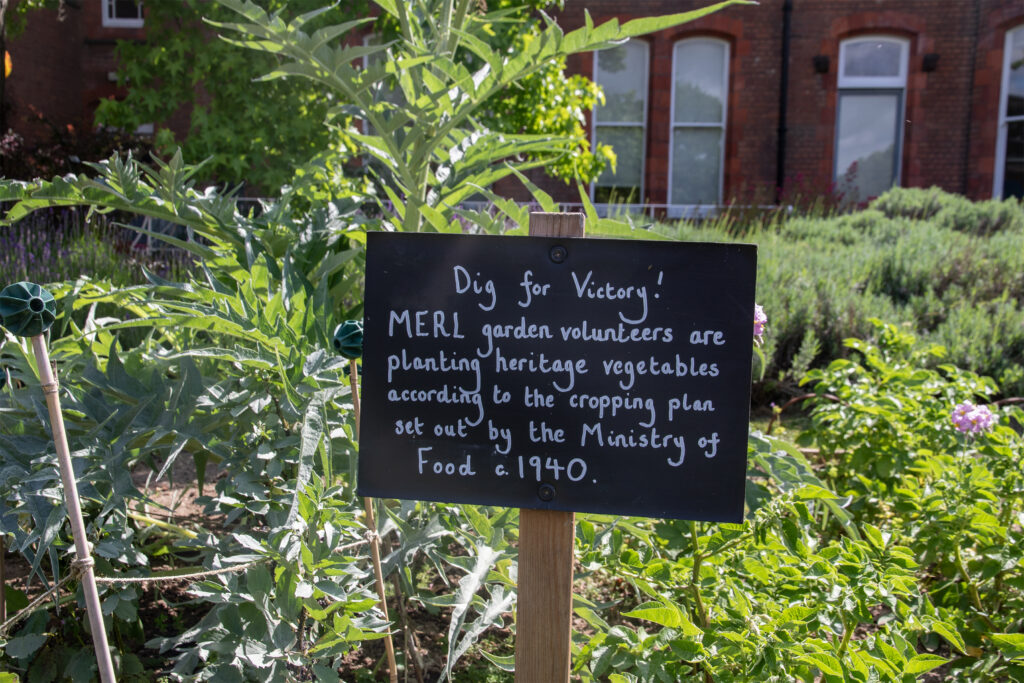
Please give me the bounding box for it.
[0,0,746,674]
[95,0,365,194]
[798,321,1024,682]
[210,0,751,231]
[657,188,1024,397]
[12,2,1021,682]
[94,0,615,194]
[871,187,1024,235]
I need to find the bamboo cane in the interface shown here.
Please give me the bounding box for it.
[349,360,399,683]
[30,334,117,683]
[0,282,116,682]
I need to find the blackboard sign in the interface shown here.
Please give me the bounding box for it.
[359,232,757,522]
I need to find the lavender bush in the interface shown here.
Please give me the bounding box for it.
[0,206,193,286]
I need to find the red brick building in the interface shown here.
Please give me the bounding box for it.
[520,0,1024,211]
[4,0,148,144]
[6,0,1024,208]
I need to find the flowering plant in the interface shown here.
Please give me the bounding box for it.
[753,303,767,345]
[951,401,995,434]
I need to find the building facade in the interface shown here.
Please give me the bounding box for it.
[6,0,1024,208]
[5,0,150,145]
[520,0,1024,210]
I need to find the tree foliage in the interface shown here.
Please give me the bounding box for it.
[95,0,617,194]
[94,0,364,194]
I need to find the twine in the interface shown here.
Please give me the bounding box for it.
[71,556,95,572]
[0,573,75,638]
[93,559,265,586]
[0,558,269,637]
[0,533,374,636]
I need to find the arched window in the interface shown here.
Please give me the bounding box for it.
[996,25,1024,199]
[669,37,729,209]
[592,40,649,204]
[834,36,909,202]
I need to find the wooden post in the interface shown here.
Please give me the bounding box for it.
[514,212,584,683]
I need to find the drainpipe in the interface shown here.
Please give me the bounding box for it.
[776,0,793,203]
[961,0,980,197]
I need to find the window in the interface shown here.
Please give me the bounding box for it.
[669,37,729,209]
[996,25,1024,199]
[592,40,648,204]
[103,0,143,28]
[834,36,909,202]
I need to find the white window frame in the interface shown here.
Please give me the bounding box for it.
[667,36,730,214]
[994,24,1024,198]
[833,35,910,197]
[102,0,143,29]
[590,40,649,207]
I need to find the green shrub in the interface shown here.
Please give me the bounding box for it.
[934,196,1024,235]
[869,186,946,221]
[660,187,1024,398]
[929,297,1024,394]
[871,186,1024,235]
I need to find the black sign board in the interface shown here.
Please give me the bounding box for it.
[359,232,757,522]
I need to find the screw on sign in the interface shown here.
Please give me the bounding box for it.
[0,282,118,683]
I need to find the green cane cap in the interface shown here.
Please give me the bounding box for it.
[332,320,364,360]
[0,282,57,337]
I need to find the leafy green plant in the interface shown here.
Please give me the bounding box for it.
[13,2,1024,682]
[799,321,1024,682]
[209,0,751,232]
[656,189,1024,398]
[0,1,756,677]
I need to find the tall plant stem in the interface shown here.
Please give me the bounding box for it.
[954,544,996,631]
[689,521,709,629]
[0,534,6,624]
[31,334,117,683]
[689,521,712,683]
[390,567,426,683]
[350,360,399,683]
[838,614,853,656]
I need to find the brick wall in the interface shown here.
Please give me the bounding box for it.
[787,2,977,197]
[510,0,1020,204]
[6,4,84,141]
[8,0,150,144]
[967,1,1024,198]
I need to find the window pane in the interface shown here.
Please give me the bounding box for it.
[113,0,142,19]
[671,128,722,204]
[1004,120,1024,199]
[835,93,899,202]
[596,42,647,123]
[843,40,902,78]
[595,126,643,198]
[673,40,727,124]
[1008,27,1024,118]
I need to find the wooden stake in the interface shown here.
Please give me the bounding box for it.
[31,335,117,683]
[350,361,400,683]
[514,212,584,683]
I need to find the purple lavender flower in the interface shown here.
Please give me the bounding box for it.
[951,401,995,434]
[753,304,767,345]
